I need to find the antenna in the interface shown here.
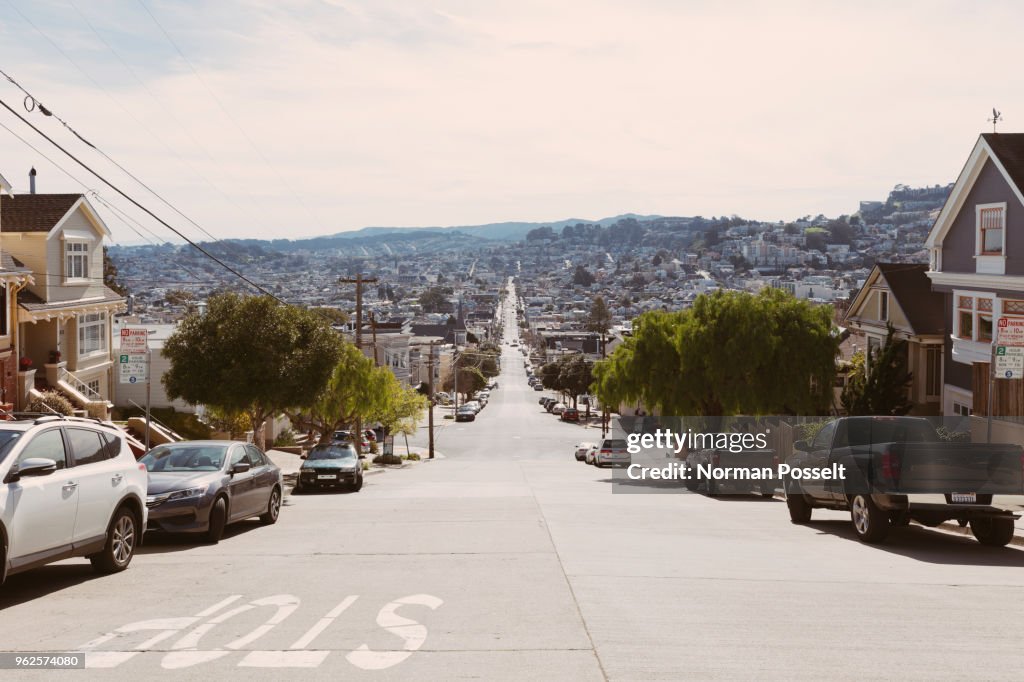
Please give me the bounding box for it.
[988,108,1003,133]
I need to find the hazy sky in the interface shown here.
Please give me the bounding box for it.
[0,0,1021,244]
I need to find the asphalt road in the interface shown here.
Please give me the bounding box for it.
[4,289,1024,680]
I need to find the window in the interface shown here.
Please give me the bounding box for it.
[78,312,107,357]
[17,429,67,469]
[229,446,252,468]
[245,445,266,467]
[879,291,889,321]
[925,346,942,397]
[67,428,107,466]
[812,421,837,450]
[100,432,122,460]
[979,206,1005,255]
[87,379,100,397]
[953,402,973,417]
[955,295,993,342]
[65,241,89,280]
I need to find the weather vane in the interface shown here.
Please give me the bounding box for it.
[988,108,1003,133]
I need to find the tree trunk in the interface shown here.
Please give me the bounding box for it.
[250,410,269,451]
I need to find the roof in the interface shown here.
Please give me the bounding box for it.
[981,133,1024,193]
[847,263,944,336]
[0,194,82,232]
[0,253,31,274]
[18,286,126,312]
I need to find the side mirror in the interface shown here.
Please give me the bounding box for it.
[232,462,252,475]
[6,457,58,482]
[793,440,809,452]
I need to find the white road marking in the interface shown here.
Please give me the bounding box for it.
[346,594,444,671]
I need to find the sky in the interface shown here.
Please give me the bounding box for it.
[0,0,1022,244]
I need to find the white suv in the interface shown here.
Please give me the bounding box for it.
[0,416,148,585]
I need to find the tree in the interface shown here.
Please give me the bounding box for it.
[163,293,343,450]
[841,325,913,416]
[587,296,613,358]
[313,307,349,326]
[592,288,837,417]
[206,406,250,440]
[103,247,127,296]
[572,265,595,287]
[441,365,487,400]
[526,226,556,241]
[419,287,451,313]
[558,354,593,408]
[290,343,387,445]
[165,289,196,308]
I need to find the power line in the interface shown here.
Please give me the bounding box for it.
[0,95,285,302]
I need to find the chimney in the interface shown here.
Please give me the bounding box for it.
[29,167,36,194]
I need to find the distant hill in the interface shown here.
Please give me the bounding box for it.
[320,214,666,242]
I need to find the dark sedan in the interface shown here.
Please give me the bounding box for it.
[141,441,283,543]
[295,443,364,492]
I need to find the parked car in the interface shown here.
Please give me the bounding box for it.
[455,407,476,422]
[685,446,778,497]
[594,439,630,467]
[575,442,597,462]
[539,397,549,405]
[463,401,482,414]
[295,443,364,492]
[142,440,282,543]
[333,430,369,450]
[0,417,148,584]
[542,398,556,410]
[533,384,543,391]
[585,444,600,465]
[561,408,580,423]
[551,403,567,416]
[786,416,1024,545]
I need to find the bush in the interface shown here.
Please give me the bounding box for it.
[27,391,75,416]
[936,426,971,442]
[406,453,421,461]
[273,428,297,447]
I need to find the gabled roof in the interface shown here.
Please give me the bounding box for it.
[0,172,11,195]
[0,193,112,237]
[845,263,944,337]
[926,133,1024,249]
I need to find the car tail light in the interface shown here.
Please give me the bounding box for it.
[881,447,901,481]
[601,449,611,454]
[138,463,147,472]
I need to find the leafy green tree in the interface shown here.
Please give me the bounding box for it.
[163,293,343,450]
[592,289,837,416]
[418,287,451,313]
[442,364,487,400]
[573,265,596,287]
[313,307,350,326]
[841,325,913,416]
[558,354,593,408]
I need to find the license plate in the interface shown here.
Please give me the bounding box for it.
[317,474,337,480]
[951,493,977,503]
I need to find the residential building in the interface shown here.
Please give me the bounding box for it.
[844,263,945,415]
[0,172,35,412]
[0,184,126,418]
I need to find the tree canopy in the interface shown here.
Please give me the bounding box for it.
[840,325,913,416]
[163,293,344,449]
[573,265,596,287]
[592,288,838,416]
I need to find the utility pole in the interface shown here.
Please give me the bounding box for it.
[370,311,379,366]
[339,273,378,352]
[425,341,439,459]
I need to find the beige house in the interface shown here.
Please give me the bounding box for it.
[0,189,126,417]
[844,263,945,415]
[0,173,36,412]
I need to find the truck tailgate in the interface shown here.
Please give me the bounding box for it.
[882,443,1024,495]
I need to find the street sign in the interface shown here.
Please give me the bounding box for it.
[119,353,148,384]
[995,345,1024,379]
[996,317,1024,346]
[120,327,149,353]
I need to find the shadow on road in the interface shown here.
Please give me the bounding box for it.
[0,564,102,611]
[137,520,265,555]
[805,519,1024,566]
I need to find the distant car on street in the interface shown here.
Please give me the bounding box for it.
[533,384,543,391]
[575,442,597,462]
[594,439,630,467]
[295,442,364,493]
[455,407,476,422]
[142,441,282,543]
[561,408,580,422]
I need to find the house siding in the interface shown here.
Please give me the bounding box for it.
[942,294,972,391]
[941,159,1024,274]
[3,233,49,301]
[48,210,106,304]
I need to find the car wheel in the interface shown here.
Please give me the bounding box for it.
[786,490,812,524]
[683,470,699,492]
[260,487,282,525]
[707,478,719,497]
[90,506,138,574]
[850,494,889,543]
[970,517,1015,546]
[352,474,363,492]
[206,498,228,544]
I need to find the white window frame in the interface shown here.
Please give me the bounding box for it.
[975,202,1007,274]
[78,312,107,359]
[64,239,91,283]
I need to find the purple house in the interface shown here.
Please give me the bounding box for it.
[925,133,1024,421]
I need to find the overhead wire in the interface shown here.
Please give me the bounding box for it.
[0,95,286,302]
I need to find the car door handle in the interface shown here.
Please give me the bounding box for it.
[63,481,79,490]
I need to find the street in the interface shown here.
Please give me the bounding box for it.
[4,327,1024,680]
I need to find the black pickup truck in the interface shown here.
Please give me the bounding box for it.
[785,416,1024,546]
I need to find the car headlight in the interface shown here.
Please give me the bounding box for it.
[166,484,210,501]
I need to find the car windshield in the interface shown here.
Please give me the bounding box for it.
[307,444,357,461]
[141,445,228,472]
[603,439,627,449]
[0,430,23,462]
